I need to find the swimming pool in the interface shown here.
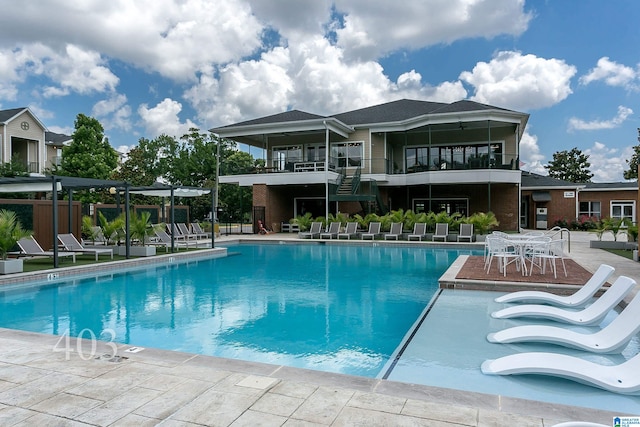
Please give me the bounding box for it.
[0,243,478,378]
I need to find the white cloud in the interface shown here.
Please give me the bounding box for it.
[519,130,546,175]
[459,51,577,111]
[584,141,633,182]
[189,37,468,128]
[0,0,264,82]
[0,43,119,99]
[579,57,638,90]
[92,93,132,132]
[333,0,532,61]
[568,105,633,132]
[138,98,198,138]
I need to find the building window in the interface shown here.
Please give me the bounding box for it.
[404,142,504,171]
[579,201,601,219]
[272,145,302,171]
[611,201,635,224]
[331,142,362,168]
[413,198,469,217]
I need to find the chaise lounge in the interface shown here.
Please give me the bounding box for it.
[481,350,640,394]
[58,234,113,260]
[18,236,78,262]
[494,264,615,307]
[490,274,635,325]
[488,277,640,353]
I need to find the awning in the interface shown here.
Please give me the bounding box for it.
[531,191,551,202]
[129,182,211,197]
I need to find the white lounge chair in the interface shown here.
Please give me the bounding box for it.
[457,223,474,242]
[298,222,322,239]
[177,223,199,241]
[17,236,78,262]
[361,222,381,240]
[407,223,427,241]
[488,277,640,353]
[384,222,403,240]
[481,350,640,394]
[190,222,210,239]
[432,223,448,242]
[320,222,341,239]
[58,234,113,260]
[490,274,635,325]
[153,230,191,250]
[337,222,358,239]
[494,264,615,307]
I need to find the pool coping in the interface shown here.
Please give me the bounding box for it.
[0,247,228,287]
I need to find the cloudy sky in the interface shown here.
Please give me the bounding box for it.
[0,0,638,181]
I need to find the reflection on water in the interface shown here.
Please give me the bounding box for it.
[0,243,480,377]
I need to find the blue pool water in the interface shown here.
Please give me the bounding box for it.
[0,243,478,377]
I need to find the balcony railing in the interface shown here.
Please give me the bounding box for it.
[229,154,520,176]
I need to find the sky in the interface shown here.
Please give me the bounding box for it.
[0,0,638,182]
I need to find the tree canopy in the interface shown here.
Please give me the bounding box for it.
[114,129,260,221]
[53,114,119,203]
[544,147,593,183]
[57,114,119,180]
[623,128,640,180]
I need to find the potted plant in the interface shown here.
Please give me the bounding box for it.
[0,209,32,274]
[119,211,161,256]
[468,212,499,242]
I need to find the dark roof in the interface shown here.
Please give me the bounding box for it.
[584,181,638,190]
[332,99,447,125]
[45,131,72,145]
[216,109,327,129]
[521,171,578,188]
[430,99,512,114]
[521,171,638,190]
[0,107,27,123]
[213,98,527,131]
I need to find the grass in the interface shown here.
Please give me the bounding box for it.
[15,246,211,273]
[602,248,635,260]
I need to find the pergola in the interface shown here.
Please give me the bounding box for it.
[0,176,214,268]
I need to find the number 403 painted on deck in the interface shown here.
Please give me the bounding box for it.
[53,328,118,361]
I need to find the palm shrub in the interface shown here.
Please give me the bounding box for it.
[352,213,379,229]
[129,211,161,245]
[98,211,125,245]
[0,209,32,260]
[81,215,99,244]
[601,217,625,242]
[468,212,499,235]
[292,212,313,231]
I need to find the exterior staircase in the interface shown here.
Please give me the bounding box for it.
[329,167,388,214]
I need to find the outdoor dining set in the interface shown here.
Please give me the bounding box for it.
[484,230,568,278]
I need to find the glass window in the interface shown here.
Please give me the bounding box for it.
[611,201,634,223]
[579,201,601,218]
[272,146,302,171]
[331,142,362,168]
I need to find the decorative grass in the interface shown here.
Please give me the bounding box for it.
[602,248,634,260]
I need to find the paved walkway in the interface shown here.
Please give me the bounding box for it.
[0,230,636,425]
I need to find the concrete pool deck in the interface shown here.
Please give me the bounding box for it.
[0,231,636,425]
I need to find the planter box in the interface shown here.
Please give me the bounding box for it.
[475,234,486,242]
[589,241,630,250]
[0,259,23,274]
[118,246,156,257]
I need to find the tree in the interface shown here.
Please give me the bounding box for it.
[544,147,593,183]
[623,128,640,180]
[55,114,119,203]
